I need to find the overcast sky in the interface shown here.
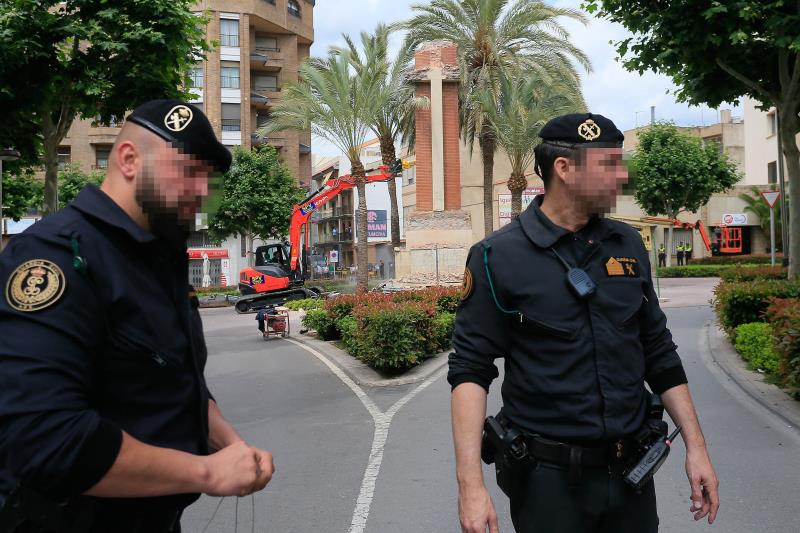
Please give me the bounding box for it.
[309,0,738,157]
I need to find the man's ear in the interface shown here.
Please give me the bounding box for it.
[553,156,570,183]
[114,141,139,181]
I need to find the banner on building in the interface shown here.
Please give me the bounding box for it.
[367,210,388,238]
[188,248,229,260]
[498,187,545,226]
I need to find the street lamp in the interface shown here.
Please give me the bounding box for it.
[0,148,22,251]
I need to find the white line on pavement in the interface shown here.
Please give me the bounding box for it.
[285,338,448,533]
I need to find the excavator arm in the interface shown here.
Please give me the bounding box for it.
[288,161,402,272]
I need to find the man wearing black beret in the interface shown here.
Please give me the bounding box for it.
[0,100,274,532]
[449,113,719,532]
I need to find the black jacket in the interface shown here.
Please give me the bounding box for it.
[448,197,687,441]
[0,186,212,525]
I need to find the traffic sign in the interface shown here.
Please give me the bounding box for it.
[761,190,781,208]
[329,250,339,263]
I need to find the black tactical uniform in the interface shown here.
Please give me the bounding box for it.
[0,100,231,532]
[448,114,687,532]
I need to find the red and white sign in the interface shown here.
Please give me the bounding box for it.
[761,191,781,208]
[187,248,229,260]
[722,213,748,226]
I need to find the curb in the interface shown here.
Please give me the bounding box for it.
[290,329,450,388]
[703,321,800,432]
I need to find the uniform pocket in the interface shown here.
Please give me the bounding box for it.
[517,315,577,340]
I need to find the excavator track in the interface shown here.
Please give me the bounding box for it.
[234,287,320,314]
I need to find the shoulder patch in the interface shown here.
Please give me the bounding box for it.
[5,259,66,312]
[461,267,474,300]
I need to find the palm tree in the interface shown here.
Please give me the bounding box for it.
[260,53,376,292]
[403,0,590,236]
[739,186,784,252]
[479,71,586,216]
[334,23,428,252]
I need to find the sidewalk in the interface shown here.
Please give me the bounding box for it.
[288,311,449,387]
[703,321,800,432]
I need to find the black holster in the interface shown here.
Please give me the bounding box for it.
[481,414,531,497]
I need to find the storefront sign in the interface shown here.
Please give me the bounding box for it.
[187,248,229,259]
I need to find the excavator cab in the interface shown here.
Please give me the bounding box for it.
[235,243,318,313]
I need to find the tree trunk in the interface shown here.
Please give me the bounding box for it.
[479,133,496,237]
[666,225,674,268]
[41,114,61,215]
[352,160,369,293]
[778,107,799,280]
[508,171,528,217]
[247,231,254,268]
[379,136,401,249]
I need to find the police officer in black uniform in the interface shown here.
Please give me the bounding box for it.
[448,114,719,533]
[0,100,274,532]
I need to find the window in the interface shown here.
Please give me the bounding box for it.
[253,74,278,92]
[767,112,777,136]
[92,115,120,127]
[95,146,111,170]
[221,64,240,89]
[288,0,300,17]
[221,103,241,131]
[220,19,240,47]
[189,66,204,88]
[768,161,778,184]
[57,147,71,170]
[255,35,279,52]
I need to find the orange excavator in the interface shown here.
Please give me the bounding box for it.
[234,160,402,313]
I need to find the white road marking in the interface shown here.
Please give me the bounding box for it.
[286,338,447,533]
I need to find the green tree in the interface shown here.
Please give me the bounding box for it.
[632,123,741,266]
[0,0,209,215]
[403,0,590,236]
[582,1,800,277]
[479,71,586,215]
[57,165,105,209]
[1,170,43,222]
[208,146,304,266]
[335,23,426,250]
[739,186,788,253]
[261,53,376,292]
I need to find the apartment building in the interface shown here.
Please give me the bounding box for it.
[57,0,314,187]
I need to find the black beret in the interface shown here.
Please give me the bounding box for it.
[126,99,232,173]
[538,113,624,148]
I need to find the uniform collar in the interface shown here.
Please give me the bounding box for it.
[519,195,622,248]
[70,186,156,244]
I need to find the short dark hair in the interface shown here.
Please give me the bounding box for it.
[533,141,585,188]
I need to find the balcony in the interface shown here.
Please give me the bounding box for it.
[250,49,284,72]
[316,233,354,245]
[318,207,354,220]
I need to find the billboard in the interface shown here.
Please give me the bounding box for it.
[367,210,388,238]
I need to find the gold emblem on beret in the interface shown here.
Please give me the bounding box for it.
[164,105,193,132]
[5,259,66,312]
[461,267,474,300]
[578,119,601,141]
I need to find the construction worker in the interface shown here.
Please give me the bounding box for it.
[685,241,693,264]
[657,243,666,268]
[676,242,685,266]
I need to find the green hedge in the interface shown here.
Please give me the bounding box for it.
[657,265,734,277]
[719,266,788,282]
[691,254,783,266]
[735,322,779,373]
[301,309,338,340]
[284,298,325,311]
[300,287,461,373]
[765,298,800,396]
[713,280,800,332]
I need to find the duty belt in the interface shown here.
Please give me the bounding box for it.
[525,435,634,486]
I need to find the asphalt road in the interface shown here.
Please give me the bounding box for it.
[182,279,800,533]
